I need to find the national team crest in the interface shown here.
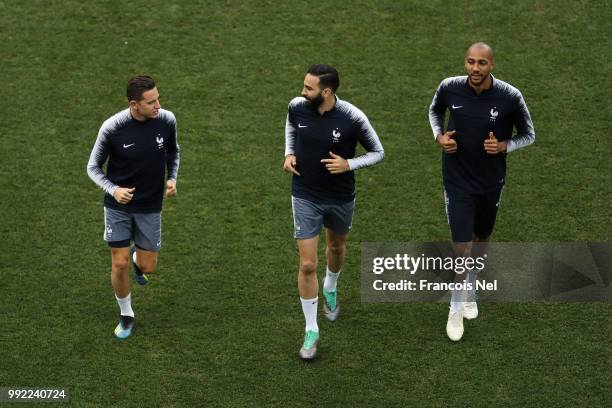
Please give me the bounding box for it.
[156,134,164,149]
[489,107,499,122]
[332,128,341,143]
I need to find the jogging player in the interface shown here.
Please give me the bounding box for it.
[429,43,535,341]
[87,75,180,339]
[284,64,384,359]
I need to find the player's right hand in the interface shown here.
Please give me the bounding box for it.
[437,130,457,154]
[283,154,301,176]
[113,187,135,204]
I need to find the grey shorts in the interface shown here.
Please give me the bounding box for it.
[291,196,355,240]
[103,207,162,251]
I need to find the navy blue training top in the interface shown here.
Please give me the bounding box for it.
[429,75,535,194]
[87,108,180,213]
[285,96,384,204]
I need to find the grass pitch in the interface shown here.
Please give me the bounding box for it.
[1,1,610,406]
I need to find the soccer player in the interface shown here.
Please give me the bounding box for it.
[283,64,384,360]
[429,43,535,341]
[87,75,180,339]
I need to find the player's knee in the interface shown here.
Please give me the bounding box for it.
[299,260,317,275]
[112,257,130,274]
[138,259,157,274]
[452,242,472,257]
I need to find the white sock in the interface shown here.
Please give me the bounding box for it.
[467,269,477,302]
[300,297,319,332]
[323,266,340,291]
[116,293,134,317]
[450,277,467,312]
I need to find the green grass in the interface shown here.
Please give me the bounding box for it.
[1,0,610,406]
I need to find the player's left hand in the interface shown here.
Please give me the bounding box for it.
[321,152,350,174]
[484,131,507,154]
[165,179,177,197]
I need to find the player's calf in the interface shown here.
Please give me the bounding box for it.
[130,245,153,285]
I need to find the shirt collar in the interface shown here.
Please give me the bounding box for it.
[317,95,339,116]
[465,74,495,95]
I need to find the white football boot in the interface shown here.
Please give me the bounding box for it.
[446,309,464,341]
[463,302,479,320]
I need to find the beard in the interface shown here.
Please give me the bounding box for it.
[468,73,489,87]
[306,92,324,108]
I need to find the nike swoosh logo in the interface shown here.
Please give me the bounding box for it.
[123,143,135,148]
[298,124,308,128]
[451,105,463,109]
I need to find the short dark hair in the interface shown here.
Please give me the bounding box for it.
[307,64,340,93]
[126,75,156,102]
